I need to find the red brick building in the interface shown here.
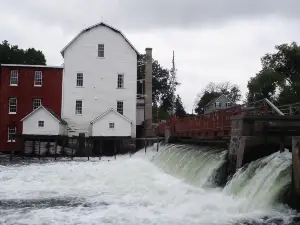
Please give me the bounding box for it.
[0,64,63,152]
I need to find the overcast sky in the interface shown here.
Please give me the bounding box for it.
[1,0,299,112]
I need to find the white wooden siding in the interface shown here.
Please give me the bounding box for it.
[22,108,64,135]
[62,25,137,137]
[91,110,132,136]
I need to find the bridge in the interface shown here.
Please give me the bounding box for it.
[157,99,300,142]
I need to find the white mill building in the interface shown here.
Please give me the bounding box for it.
[60,22,153,138]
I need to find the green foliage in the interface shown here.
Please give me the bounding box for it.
[194,81,241,115]
[246,42,300,105]
[175,94,186,117]
[0,40,46,65]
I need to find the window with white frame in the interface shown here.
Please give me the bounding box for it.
[75,100,82,115]
[33,98,42,110]
[76,73,83,87]
[38,121,44,127]
[34,71,42,86]
[117,74,124,88]
[10,70,18,86]
[8,125,16,142]
[109,122,115,129]
[9,97,17,114]
[215,102,221,107]
[117,101,123,115]
[98,44,104,57]
[226,102,232,107]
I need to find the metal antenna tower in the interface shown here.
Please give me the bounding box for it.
[170,50,177,115]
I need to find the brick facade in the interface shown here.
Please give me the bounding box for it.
[0,65,63,151]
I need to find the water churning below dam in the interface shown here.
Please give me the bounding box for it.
[0,144,299,225]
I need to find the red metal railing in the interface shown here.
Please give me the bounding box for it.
[156,98,284,139]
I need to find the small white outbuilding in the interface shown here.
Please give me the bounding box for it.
[90,108,133,137]
[21,106,67,136]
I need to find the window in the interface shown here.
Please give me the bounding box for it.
[76,73,83,87]
[9,97,17,114]
[117,101,123,115]
[117,74,124,88]
[226,102,232,107]
[109,122,115,129]
[34,71,42,86]
[75,100,82,115]
[10,70,18,86]
[33,98,42,110]
[8,126,16,142]
[215,102,221,107]
[98,44,104,57]
[38,121,44,127]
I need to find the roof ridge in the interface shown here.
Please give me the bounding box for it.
[60,22,140,56]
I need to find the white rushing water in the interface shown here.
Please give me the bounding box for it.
[0,144,298,225]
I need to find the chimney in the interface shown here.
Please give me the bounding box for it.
[144,48,154,137]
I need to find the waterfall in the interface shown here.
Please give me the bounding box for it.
[150,144,295,210]
[224,150,292,211]
[151,144,227,187]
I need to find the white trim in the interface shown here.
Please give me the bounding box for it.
[90,108,132,124]
[1,64,64,69]
[34,71,43,87]
[21,105,61,123]
[60,22,140,57]
[10,70,18,86]
[9,97,17,114]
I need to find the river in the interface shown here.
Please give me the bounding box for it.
[0,144,299,225]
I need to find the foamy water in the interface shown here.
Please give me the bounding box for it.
[0,146,298,225]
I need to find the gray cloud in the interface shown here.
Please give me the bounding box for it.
[1,0,300,34]
[1,0,300,112]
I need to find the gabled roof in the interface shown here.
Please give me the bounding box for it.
[21,105,67,125]
[204,94,234,107]
[60,22,140,57]
[90,108,132,124]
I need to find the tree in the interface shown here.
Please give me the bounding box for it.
[175,95,186,117]
[194,81,241,115]
[246,42,300,105]
[0,40,46,65]
[137,54,179,117]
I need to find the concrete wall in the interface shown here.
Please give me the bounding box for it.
[62,25,137,137]
[228,115,300,174]
[22,108,61,135]
[91,110,132,137]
